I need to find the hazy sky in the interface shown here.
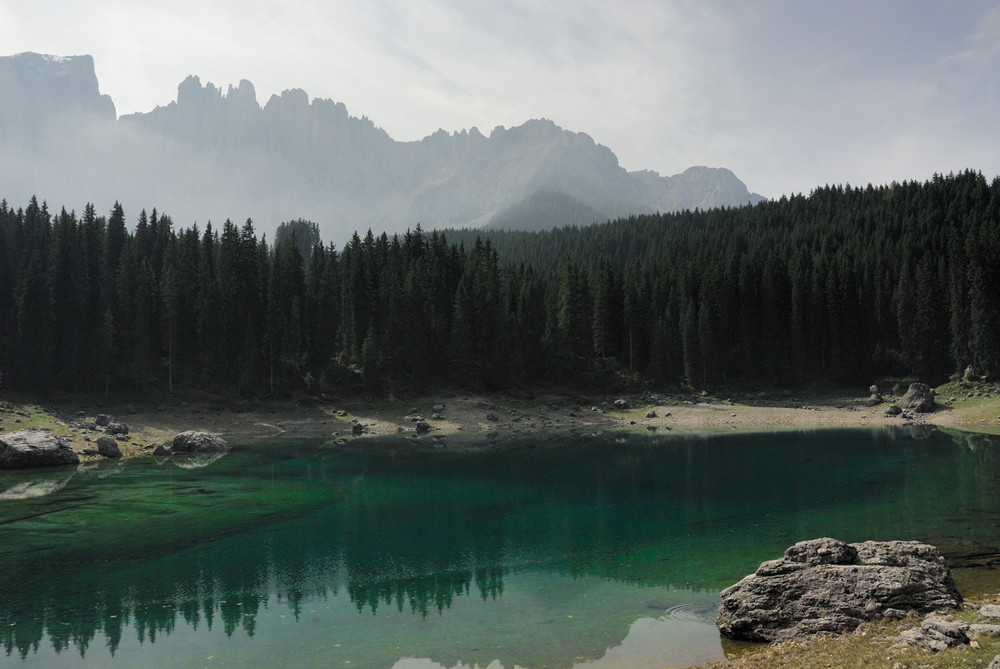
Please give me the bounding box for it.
[3,0,999,198]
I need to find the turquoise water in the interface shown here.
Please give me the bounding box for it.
[1,427,999,668]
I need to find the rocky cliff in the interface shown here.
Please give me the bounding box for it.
[1,52,764,241]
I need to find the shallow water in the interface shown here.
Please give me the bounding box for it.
[1,427,999,668]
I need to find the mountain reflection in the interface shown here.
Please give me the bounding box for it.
[2,427,999,663]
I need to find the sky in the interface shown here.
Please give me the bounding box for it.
[2,0,999,199]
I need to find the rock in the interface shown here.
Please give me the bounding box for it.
[486,412,498,422]
[971,624,1000,636]
[884,405,902,417]
[614,399,629,410]
[990,654,1000,669]
[105,422,129,436]
[152,443,173,456]
[645,410,657,419]
[82,447,98,456]
[866,393,883,407]
[414,421,431,433]
[351,423,365,436]
[717,538,961,643]
[171,431,230,453]
[897,382,936,413]
[94,414,112,426]
[95,436,122,458]
[432,404,445,412]
[894,613,970,651]
[0,430,80,469]
[980,605,1000,619]
[869,384,879,395]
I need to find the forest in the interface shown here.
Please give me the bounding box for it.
[0,169,998,397]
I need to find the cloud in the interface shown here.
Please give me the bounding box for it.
[2,0,999,199]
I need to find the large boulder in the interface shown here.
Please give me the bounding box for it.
[95,435,122,458]
[0,430,80,469]
[171,431,230,454]
[897,383,937,413]
[717,538,961,643]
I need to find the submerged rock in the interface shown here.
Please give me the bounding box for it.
[171,431,230,454]
[717,537,961,643]
[0,430,80,469]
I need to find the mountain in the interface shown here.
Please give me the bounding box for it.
[0,52,764,241]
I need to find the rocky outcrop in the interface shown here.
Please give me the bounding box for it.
[896,382,937,413]
[717,538,961,643]
[170,431,230,454]
[0,430,80,469]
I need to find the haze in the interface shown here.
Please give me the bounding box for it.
[2,0,999,198]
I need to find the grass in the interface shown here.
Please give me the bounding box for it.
[701,603,1000,669]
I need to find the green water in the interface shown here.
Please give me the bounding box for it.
[1,427,999,668]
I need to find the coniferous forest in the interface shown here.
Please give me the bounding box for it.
[1,169,998,397]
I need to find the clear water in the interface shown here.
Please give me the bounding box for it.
[1,426,999,668]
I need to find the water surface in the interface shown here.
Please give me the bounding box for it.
[2,427,999,668]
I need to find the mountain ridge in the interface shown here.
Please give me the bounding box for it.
[0,52,765,241]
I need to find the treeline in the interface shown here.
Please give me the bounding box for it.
[1,169,998,397]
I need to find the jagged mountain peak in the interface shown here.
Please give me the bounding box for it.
[1,53,764,240]
[0,51,116,125]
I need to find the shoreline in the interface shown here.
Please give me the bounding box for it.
[3,384,1000,460]
[4,385,1000,668]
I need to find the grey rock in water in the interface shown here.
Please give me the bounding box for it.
[95,435,122,458]
[171,431,230,454]
[152,443,173,456]
[897,382,936,413]
[0,430,80,469]
[717,537,961,643]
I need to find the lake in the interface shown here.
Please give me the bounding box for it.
[2,426,999,668]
